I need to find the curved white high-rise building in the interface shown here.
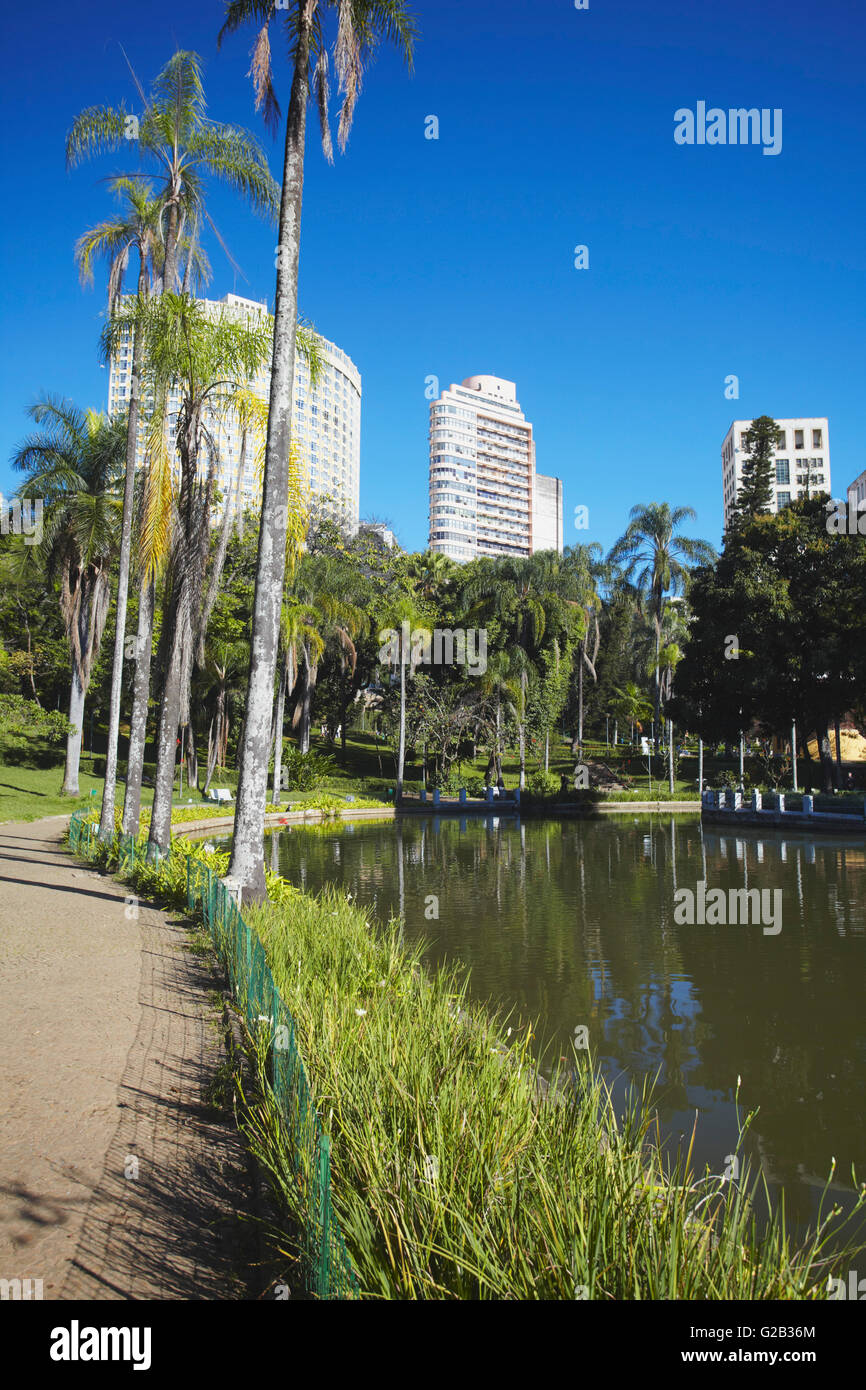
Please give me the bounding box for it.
[108,293,361,532]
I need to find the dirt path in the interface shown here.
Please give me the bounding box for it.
[0,817,261,1300]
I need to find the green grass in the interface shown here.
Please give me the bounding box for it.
[239,889,864,1299]
[0,748,155,823]
[10,726,856,827]
[74,816,865,1300]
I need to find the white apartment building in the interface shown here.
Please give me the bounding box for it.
[721,417,830,529]
[533,473,563,553]
[847,469,866,517]
[360,522,398,549]
[108,292,361,531]
[428,375,563,562]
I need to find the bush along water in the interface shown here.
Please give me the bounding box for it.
[70,810,865,1300]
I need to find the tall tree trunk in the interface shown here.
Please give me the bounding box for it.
[298,644,316,755]
[203,716,219,796]
[396,647,407,801]
[272,655,287,805]
[519,671,527,790]
[578,653,584,751]
[185,721,198,792]
[228,6,312,903]
[162,202,180,294]
[817,726,834,794]
[62,665,86,797]
[99,267,146,842]
[121,576,155,835]
[147,651,183,859]
[653,602,662,755]
[62,597,92,797]
[668,718,675,794]
[834,717,843,789]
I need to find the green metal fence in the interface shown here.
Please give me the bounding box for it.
[68,809,359,1300]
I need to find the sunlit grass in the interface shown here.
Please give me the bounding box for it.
[71,816,865,1300]
[241,885,864,1300]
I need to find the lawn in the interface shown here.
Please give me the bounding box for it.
[0,749,155,824]
[7,725,845,826]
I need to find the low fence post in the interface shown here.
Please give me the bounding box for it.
[317,1133,331,1301]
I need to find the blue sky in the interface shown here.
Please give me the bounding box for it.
[1,0,864,555]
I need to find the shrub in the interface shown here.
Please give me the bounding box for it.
[280,747,335,792]
[527,770,559,798]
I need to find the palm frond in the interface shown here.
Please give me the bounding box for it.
[186,122,279,220]
[65,104,129,167]
[140,398,174,582]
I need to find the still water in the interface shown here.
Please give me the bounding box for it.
[262,811,866,1229]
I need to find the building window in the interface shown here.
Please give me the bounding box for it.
[776,431,786,450]
[813,429,822,447]
[794,430,804,449]
[777,491,791,509]
[775,460,790,484]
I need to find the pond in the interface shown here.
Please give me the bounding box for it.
[256,811,866,1233]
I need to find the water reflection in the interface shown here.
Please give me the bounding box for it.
[262,813,866,1229]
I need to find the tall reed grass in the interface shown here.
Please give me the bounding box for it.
[73,816,864,1300]
[242,884,863,1300]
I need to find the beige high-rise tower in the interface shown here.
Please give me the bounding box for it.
[428,374,562,562]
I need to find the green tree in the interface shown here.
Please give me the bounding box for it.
[66,50,278,294]
[220,0,417,903]
[730,416,785,529]
[11,400,126,794]
[74,177,168,841]
[608,503,715,753]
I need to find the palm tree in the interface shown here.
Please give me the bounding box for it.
[466,556,551,789]
[199,639,250,795]
[74,176,166,841]
[475,650,519,785]
[66,50,279,294]
[377,593,427,801]
[273,593,323,803]
[68,51,276,837]
[611,682,653,746]
[104,293,269,856]
[220,0,417,903]
[608,504,715,752]
[403,549,457,599]
[287,554,364,755]
[11,400,126,794]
